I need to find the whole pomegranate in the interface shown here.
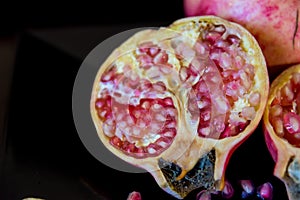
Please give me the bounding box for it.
[184,0,300,68]
[264,64,300,200]
[90,16,269,199]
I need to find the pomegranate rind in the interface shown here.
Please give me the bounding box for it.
[184,0,300,68]
[263,64,300,200]
[169,15,269,191]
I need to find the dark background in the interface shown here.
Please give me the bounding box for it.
[0,1,289,200]
[0,1,185,36]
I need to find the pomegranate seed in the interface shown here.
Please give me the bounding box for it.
[196,190,211,200]
[257,182,273,200]
[292,72,300,87]
[239,180,255,197]
[271,117,284,137]
[226,34,240,45]
[149,47,160,57]
[220,125,232,138]
[269,104,282,117]
[283,112,300,134]
[205,31,223,44]
[110,136,122,147]
[214,24,226,34]
[249,92,261,107]
[281,83,294,105]
[127,191,142,200]
[138,54,153,67]
[222,180,234,199]
[241,107,256,120]
[153,52,168,64]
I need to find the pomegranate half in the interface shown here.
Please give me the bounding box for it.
[264,64,300,200]
[90,16,269,199]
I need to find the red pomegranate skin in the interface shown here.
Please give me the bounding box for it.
[184,0,300,67]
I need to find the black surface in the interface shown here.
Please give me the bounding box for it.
[0,21,290,200]
[0,0,185,36]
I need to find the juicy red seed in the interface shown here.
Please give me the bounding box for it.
[95,99,105,108]
[110,136,122,147]
[163,97,174,106]
[153,52,168,64]
[283,112,300,134]
[127,191,142,200]
[220,125,232,139]
[240,180,255,195]
[214,24,226,34]
[149,47,160,57]
[196,190,211,200]
[138,54,153,66]
[205,31,223,44]
[126,143,136,153]
[237,121,250,132]
[200,109,211,122]
[226,34,240,45]
[257,182,273,200]
[222,181,234,199]
[138,42,153,53]
[101,67,116,82]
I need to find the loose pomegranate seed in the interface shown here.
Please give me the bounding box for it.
[221,180,234,199]
[240,180,255,198]
[127,191,142,200]
[196,190,211,200]
[257,182,273,200]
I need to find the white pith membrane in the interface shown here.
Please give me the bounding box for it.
[91,16,268,199]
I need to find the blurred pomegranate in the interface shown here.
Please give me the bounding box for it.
[184,0,300,68]
[264,64,300,200]
[91,16,269,199]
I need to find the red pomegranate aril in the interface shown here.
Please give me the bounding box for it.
[226,34,240,45]
[127,191,142,200]
[269,104,282,117]
[220,125,233,139]
[205,31,223,44]
[281,83,294,105]
[153,52,168,64]
[240,180,255,195]
[283,112,300,134]
[292,73,300,88]
[196,190,211,200]
[110,136,122,147]
[237,121,250,132]
[270,117,284,137]
[222,180,234,199]
[257,182,273,200]
[138,54,153,67]
[249,92,261,107]
[149,47,160,57]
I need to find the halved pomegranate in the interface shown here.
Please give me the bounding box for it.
[90,16,269,199]
[264,64,300,200]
